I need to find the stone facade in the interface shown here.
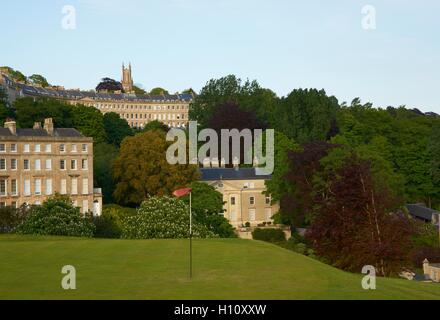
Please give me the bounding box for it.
[0,118,102,215]
[423,259,440,282]
[0,67,192,129]
[200,168,279,227]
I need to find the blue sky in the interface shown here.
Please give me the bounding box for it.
[1,0,439,112]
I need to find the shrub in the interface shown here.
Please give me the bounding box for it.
[199,214,236,238]
[93,205,136,238]
[16,196,95,237]
[121,196,216,239]
[412,222,439,248]
[0,205,29,233]
[252,228,286,243]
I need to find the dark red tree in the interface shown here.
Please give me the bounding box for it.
[306,156,413,276]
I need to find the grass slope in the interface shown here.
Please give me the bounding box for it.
[0,235,439,300]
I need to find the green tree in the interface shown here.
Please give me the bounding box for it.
[71,104,107,143]
[14,97,74,128]
[112,130,200,206]
[0,87,12,125]
[103,112,132,146]
[28,74,50,87]
[182,88,196,95]
[273,88,340,143]
[1,66,27,83]
[94,143,119,204]
[133,85,147,95]
[189,75,276,128]
[149,87,169,95]
[142,120,168,132]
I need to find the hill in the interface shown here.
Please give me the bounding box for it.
[0,235,439,300]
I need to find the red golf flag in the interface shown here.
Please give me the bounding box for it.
[173,188,192,198]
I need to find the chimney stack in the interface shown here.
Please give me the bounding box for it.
[33,122,41,129]
[44,118,54,135]
[4,119,16,135]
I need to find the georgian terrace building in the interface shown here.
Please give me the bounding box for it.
[0,118,102,215]
[0,70,193,129]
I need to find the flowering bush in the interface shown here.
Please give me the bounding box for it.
[16,196,95,237]
[121,196,216,239]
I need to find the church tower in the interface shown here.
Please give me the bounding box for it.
[121,62,133,93]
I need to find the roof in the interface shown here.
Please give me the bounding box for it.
[200,168,272,181]
[0,127,85,138]
[2,74,193,103]
[406,204,439,222]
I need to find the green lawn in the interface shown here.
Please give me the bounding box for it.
[0,235,439,300]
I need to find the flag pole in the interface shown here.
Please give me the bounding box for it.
[189,191,192,279]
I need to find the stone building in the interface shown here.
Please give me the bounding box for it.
[0,66,192,129]
[0,118,102,215]
[200,168,279,227]
[423,259,440,282]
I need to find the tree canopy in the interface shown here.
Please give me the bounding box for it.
[112,130,200,206]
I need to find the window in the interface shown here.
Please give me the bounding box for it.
[60,144,65,152]
[231,197,236,205]
[249,209,256,222]
[45,179,52,195]
[11,159,17,170]
[60,179,67,195]
[45,144,51,153]
[0,179,6,196]
[265,196,271,205]
[24,180,31,196]
[60,160,66,170]
[34,144,41,152]
[249,196,255,206]
[81,159,88,170]
[11,201,17,209]
[82,200,89,214]
[24,159,30,170]
[0,202,5,208]
[265,208,272,221]
[82,178,88,194]
[11,179,17,196]
[24,144,30,153]
[71,159,77,170]
[71,144,77,153]
[71,178,78,195]
[0,159,6,170]
[0,144,5,152]
[35,159,41,171]
[34,179,42,195]
[45,159,52,170]
[10,144,17,152]
[82,144,88,152]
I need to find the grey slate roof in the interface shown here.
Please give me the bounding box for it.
[2,74,193,103]
[200,168,272,181]
[406,204,439,223]
[0,127,84,138]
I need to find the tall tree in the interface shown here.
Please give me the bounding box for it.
[103,112,132,146]
[306,156,413,276]
[71,104,107,143]
[189,75,276,128]
[274,88,339,144]
[96,78,123,92]
[94,143,119,204]
[112,130,200,206]
[28,74,50,87]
